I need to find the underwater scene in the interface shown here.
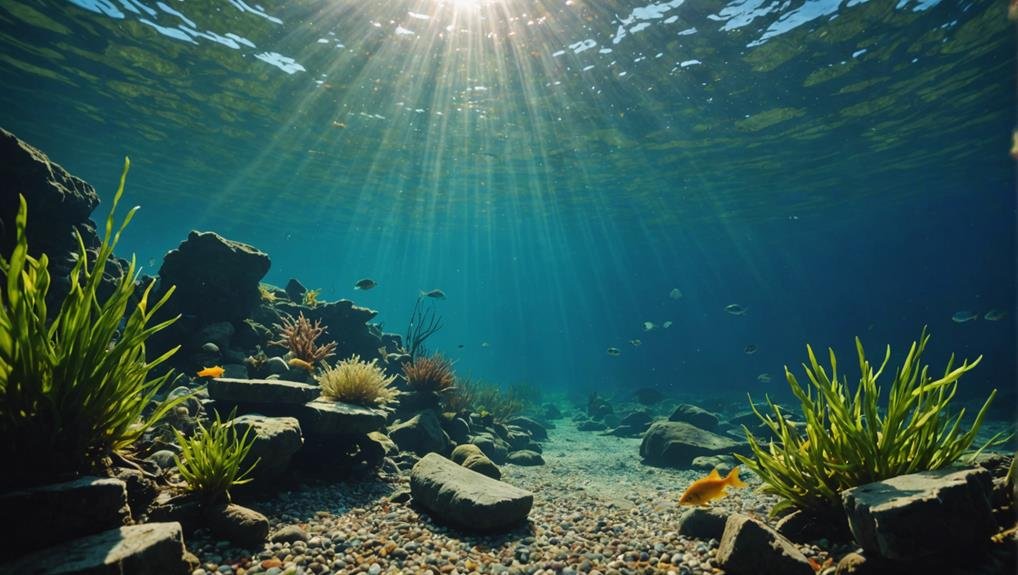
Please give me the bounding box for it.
[0,0,1016,573]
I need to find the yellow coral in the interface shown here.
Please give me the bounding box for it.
[303,288,320,307]
[258,284,277,303]
[318,355,397,407]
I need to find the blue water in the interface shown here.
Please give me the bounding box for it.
[0,0,1013,407]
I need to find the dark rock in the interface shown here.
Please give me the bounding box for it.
[717,514,814,575]
[775,506,852,543]
[542,404,563,420]
[451,443,501,479]
[841,466,995,561]
[113,468,159,522]
[441,416,471,445]
[284,278,307,302]
[469,433,509,464]
[834,552,891,575]
[0,128,127,309]
[0,522,189,574]
[147,450,178,471]
[690,454,737,475]
[193,321,234,352]
[269,525,308,544]
[508,416,548,441]
[390,410,451,456]
[207,378,319,405]
[156,231,270,325]
[410,453,533,532]
[228,415,303,487]
[0,476,131,556]
[608,410,654,437]
[506,429,533,451]
[587,396,613,420]
[639,421,750,468]
[146,493,204,534]
[507,450,545,466]
[578,420,607,432]
[677,507,730,540]
[205,503,269,548]
[602,413,621,428]
[491,422,511,442]
[669,404,720,431]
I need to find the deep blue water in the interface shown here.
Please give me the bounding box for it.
[0,0,1014,409]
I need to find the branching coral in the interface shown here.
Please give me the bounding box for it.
[403,354,456,393]
[0,159,183,488]
[735,327,1006,516]
[318,355,397,407]
[270,312,337,365]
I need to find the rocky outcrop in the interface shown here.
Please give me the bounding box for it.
[840,467,995,561]
[157,231,270,325]
[208,378,319,406]
[389,410,451,456]
[300,398,388,436]
[271,298,387,363]
[639,421,749,467]
[717,514,813,575]
[669,404,720,431]
[0,128,125,308]
[0,476,132,556]
[0,522,190,574]
[410,453,533,532]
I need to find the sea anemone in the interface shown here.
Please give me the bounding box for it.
[318,355,397,407]
[270,312,337,365]
[403,354,456,393]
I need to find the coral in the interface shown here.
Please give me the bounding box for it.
[270,312,337,365]
[736,327,1006,516]
[318,355,397,407]
[302,288,321,308]
[173,410,259,502]
[258,284,277,303]
[0,158,183,487]
[403,355,456,393]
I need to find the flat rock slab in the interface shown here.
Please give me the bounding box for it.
[411,453,533,532]
[1,522,188,574]
[639,421,750,468]
[0,476,131,556]
[841,466,995,560]
[300,398,387,435]
[208,378,319,405]
[717,514,813,575]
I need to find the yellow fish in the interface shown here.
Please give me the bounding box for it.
[678,466,748,507]
[196,366,225,378]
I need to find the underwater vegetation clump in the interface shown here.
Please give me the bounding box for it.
[446,377,532,423]
[270,312,337,366]
[403,354,456,393]
[404,296,442,360]
[736,328,1005,516]
[318,354,397,406]
[173,409,259,502]
[0,159,183,487]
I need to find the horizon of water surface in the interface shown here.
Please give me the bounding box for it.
[0,0,1014,405]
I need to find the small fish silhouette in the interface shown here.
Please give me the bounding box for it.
[354,278,376,290]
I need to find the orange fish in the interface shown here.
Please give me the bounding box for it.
[196,366,225,378]
[288,358,313,371]
[678,466,748,506]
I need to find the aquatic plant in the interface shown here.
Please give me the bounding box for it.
[735,328,1005,516]
[173,410,259,502]
[443,376,479,414]
[318,354,397,406]
[0,159,183,487]
[404,296,442,360]
[258,284,277,303]
[302,288,321,307]
[270,312,337,365]
[403,354,456,393]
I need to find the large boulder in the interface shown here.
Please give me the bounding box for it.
[0,128,125,308]
[640,421,750,467]
[840,467,995,561]
[410,453,533,532]
[507,416,548,441]
[0,476,131,556]
[390,410,451,456]
[0,522,190,574]
[156,231,270,325]
[228,415,303,486]
[717,514,813,575]
[677,507,730,540]
[668,404,720,431]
